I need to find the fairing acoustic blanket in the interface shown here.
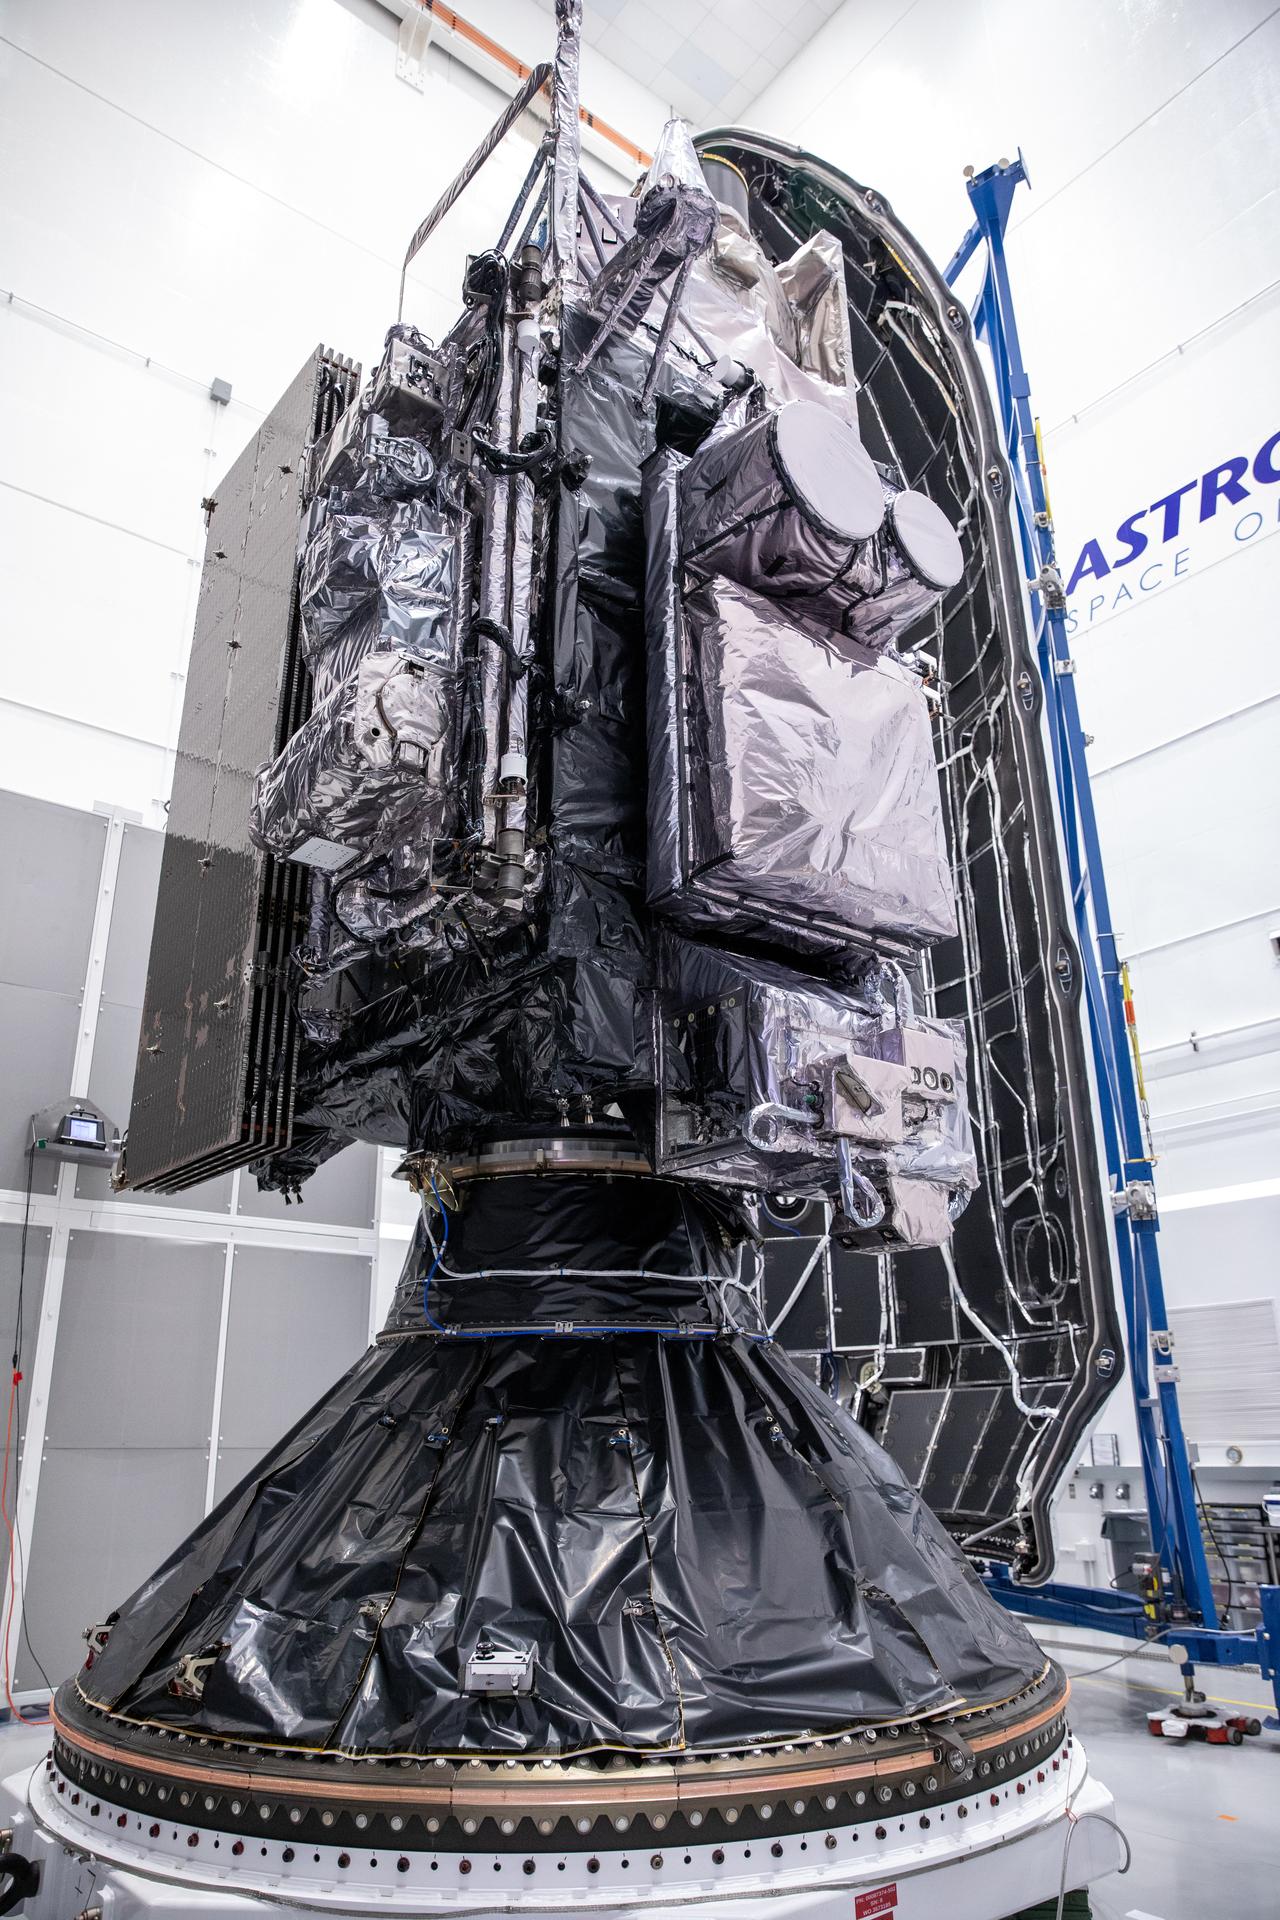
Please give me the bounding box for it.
[76,1178,1045,1755]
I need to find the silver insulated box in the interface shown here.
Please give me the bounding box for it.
[644,446,957,956]
[655,935,978,1245]
[679,398,963,646]
[681,398,886,595]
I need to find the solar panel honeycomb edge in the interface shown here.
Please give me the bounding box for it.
[122,347,359,1192]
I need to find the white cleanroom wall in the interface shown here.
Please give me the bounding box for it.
[0,0,666,824]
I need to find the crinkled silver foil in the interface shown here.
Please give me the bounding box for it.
[681,207,860,421]
[300,497,458,701]
[681,413,955,650]
[550,0,584,288]
[654,937,977,1239]
[644,449,956,952]
[251,649,454,863]
[776,229,857,390]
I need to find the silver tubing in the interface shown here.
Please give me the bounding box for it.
[837,1139,886,1229]
[576,187,609,273]
[881,959,915,1029]
[743,1101,819,1151]
[942,1241,1056,1422]
[640,250,694,403]
[496,136,552,257]
[515,177,550,255]
[421,1205,749,1291]
[579,170,629,240]
[497,259,543,861]
[549,1,584,291]
[476,322,516,850]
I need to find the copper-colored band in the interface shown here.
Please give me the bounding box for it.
[53,1681,1067,1818]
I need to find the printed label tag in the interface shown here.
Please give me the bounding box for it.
[855,1886,897,1919]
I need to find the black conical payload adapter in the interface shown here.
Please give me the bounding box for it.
[59,1175,1055,1784]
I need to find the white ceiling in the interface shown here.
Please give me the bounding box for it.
[535,0,845,129]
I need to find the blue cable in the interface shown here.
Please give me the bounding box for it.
[761,1199,804,1238]
[419,1182,769,1343]
[422,1175,451,1332]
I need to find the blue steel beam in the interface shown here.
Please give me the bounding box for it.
[987,1564,1277,1718]
[945,155,1228,1638]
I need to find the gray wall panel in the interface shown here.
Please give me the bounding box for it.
[212,1445,273,1508]
[78,1001,232,1211]
[0,792,382,1702]
[0,1221,49,1607]
[49,1232,223,1449]
[83,995,142,1127]
[0,985,81,1193]
[218,1244,370,1452]
[237,1140,377,1228]
[17,1447,207,1691]
[100,822,163,1005]
[0,792,105,995]
[0,1222,50,1450]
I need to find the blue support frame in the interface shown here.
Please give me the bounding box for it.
[945,156,1279,1719]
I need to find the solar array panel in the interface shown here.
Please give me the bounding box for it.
[125,347,359,1191]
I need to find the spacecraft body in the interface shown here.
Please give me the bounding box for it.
[217,133,978,1256]
[240,145,978,1254]
[5,6,1130,1917]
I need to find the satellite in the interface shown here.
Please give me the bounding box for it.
[26,5,1127,1914]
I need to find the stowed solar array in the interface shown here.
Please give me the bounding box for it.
[125,348,360,1191]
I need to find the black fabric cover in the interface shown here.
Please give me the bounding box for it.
[382,1175,741,1333]
[76,1182,1043,1757]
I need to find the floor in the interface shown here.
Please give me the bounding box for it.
[1,1663,1276,1920]
[1053,1646,1278,1920]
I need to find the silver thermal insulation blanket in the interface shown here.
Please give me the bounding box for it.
[251,447,462,869]
[250,650,454,864]
[585,118,716,341]
[644,449,957,956]
[679,401,963,649]
[299,493,458,701]
[681,209,860,421]
[656,937,977,1222]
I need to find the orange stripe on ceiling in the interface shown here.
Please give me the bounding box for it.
[413,0,651,168]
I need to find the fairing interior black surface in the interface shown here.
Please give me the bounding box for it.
[692,133,1121,1576]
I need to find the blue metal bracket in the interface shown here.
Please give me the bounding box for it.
[947,156,1280,1719]
[985,1563,1279,1723]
